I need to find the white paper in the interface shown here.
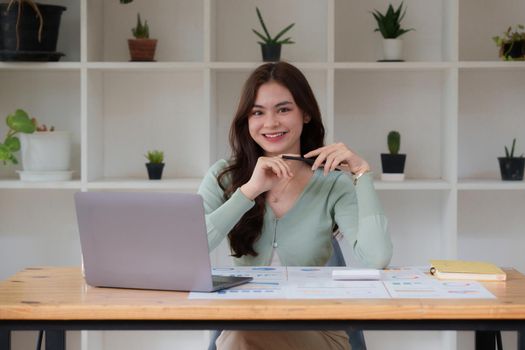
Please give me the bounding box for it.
[189,266,496,300]
[286,280,390,299]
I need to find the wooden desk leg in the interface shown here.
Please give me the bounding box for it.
[45,330,65,350]
[475,331,499,350]
[0,330,10,350]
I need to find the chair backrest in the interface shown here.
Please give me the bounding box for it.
[207,238,367,350]
[326,238,367,350]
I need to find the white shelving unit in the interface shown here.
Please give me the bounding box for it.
[1,0,525,349]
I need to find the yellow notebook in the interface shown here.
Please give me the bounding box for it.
[429,260,507,281]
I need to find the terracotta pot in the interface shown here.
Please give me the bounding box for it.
[128,39,157,61]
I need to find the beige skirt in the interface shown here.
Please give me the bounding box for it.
[216,330,351,350]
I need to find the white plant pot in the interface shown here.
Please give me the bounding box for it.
[382,39,403,61]
[19,131,72,171]
[381,173,405,181]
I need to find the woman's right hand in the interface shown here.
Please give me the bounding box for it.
[240,156,293,200]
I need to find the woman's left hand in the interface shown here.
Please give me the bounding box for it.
[304,143,370,176]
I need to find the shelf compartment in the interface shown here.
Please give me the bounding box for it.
[459,0,525,61]
[458,69,525,179]
[211,69,328,163]
[87,0,204,62]
[458,191,525,273]
[0,70,81,181]
[379,191,447,266]
[212,0,327,62]
[0,189,81,280]
[335,0,451,62]
[86,70,208,181]
[334,70,447,181]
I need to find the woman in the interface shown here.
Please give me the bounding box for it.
[198,62,392,350]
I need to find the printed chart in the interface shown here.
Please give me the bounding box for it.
[189,267,496,300]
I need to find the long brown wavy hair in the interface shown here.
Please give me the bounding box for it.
[218,62,325,258]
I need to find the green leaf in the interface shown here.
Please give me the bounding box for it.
[277,37,294,45]
[4,136,20,152]
[510,138,516,158]
[256,7,272,42]
[273,23,295,43]
[0,144,10,162]
[9,154,18,165]
[6,109,36,134]
[252,29,270,43]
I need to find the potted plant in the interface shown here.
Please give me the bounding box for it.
[381,130,406,181]
[145,150,164,180]
[498,138,524,181]
[0,109,72,181]
[252,7,294,62]
[120,0,157,61]
[492,25,525,61]
[127,13,157,61]
[371,2,414,61]
[0,0,66,61]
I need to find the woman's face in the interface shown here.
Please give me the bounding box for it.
[248,81,308,157]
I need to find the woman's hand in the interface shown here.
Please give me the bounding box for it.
[240,156,293,200]
[304,143,370,176]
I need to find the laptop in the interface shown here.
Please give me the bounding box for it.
[74,191,252,292]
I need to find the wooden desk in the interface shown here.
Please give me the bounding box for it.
[1,267,525,350]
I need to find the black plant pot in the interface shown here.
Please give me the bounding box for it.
[498,157,524,181]
[500,40,525,60]
[146,163,165,180]
[260,43,281,62]
[381,153,406,180]
[0,3,66,60]
[381,154,406,173]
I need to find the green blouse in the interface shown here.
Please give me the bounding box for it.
[198,159,392,268]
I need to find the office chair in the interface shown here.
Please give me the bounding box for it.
[207,238,367,350]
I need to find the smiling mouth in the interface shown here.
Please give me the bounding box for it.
[263,132,288,138]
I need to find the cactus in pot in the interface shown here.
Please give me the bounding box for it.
[381,130,406,181]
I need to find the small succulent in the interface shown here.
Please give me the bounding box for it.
[145,150,164,164]
[504,138,524,159]
[371,2,414,39]
[388,130,401,155]
[132,13,150,39]
[252,7,295,45]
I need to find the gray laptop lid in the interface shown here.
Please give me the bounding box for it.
[74,192,250,292]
